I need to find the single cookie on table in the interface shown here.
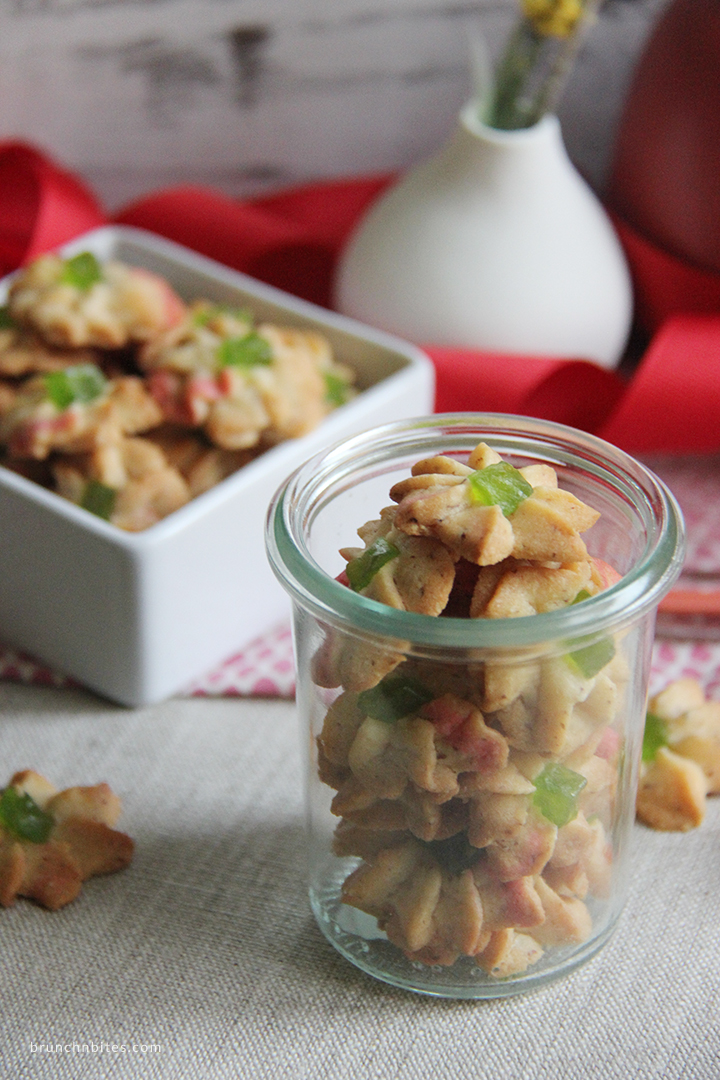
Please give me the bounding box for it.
[0,770,134,910]
[7,252,186,349]
[637,677,720,831]
[636,747,707,832]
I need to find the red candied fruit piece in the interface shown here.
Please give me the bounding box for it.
[449,716,506,773]
[147,369,192,424]
[422,694,507,773]
[592,557,622,590]
[129,267,187,331]
[595,727,620,761]
[421,694,472,738]
[216,368,238,397]
[190,373,223,400]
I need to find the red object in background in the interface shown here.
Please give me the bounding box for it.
[116,177,391,309]
[608,0,720,275]
[599,315,720,454]
[0,142,105,275]
[430,348,625,432]
[611,213,720,335]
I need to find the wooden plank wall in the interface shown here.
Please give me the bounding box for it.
[0,0,670,210]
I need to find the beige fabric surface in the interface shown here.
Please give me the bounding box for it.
[0,680,718,1080]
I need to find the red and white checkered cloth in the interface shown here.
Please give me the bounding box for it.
[0,621,297,699]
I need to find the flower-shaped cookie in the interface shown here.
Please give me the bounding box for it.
[636,677,720,831]
[8,253,186,349]
[140,302,355,450]
[0,770,134,910]
[320,687,509,806]
[0,368,162,460]
[0,305,98,377]
[389,445,599,569]
[339,832,591,970]
[145,425,256,498]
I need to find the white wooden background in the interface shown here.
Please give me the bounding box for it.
[0,0,670,210]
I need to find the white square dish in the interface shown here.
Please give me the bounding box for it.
[0,225,434,706]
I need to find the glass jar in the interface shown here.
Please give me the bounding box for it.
[266,414,685,998]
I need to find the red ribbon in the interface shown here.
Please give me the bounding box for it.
[2,140,719,457]
[0,142,105,271]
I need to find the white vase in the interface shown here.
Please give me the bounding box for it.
[335,103,633,370]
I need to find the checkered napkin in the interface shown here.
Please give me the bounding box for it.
[0,622,296,700]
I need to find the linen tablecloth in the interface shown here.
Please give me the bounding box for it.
[0,680,718,1080]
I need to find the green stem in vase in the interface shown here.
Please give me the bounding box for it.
[484,20,545,130]
[482,0,602,132]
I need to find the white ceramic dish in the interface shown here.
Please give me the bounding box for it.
[0,225,434,706]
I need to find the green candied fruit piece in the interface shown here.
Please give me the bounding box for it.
[44,363,108,411]
[467,462,533,517]
[570,589,592,605]
[642,712,669,763]
[81,480,117,521]
[0,305,16,329]
[357,675,434,724]
[345,537,400,592]
[532,762,587,827]
[567,636,616,678]
[193,304,253,328]
[0,786,54,844]
[192,307,215,327]
[60,251,103,292]
[324,371,351,408]
[216,332,272,368]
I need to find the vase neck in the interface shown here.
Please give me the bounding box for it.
[459,101,562,147]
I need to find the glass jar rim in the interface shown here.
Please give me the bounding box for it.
[266,413,685,649]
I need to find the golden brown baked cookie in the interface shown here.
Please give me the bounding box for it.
[140,302,355,451]
[8,253,186,349]
[0,770,134,910]
[637,678,720,830]
[52,433,191,531]
[1,254,355,529]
